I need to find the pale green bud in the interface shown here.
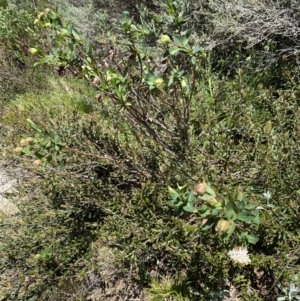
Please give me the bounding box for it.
[33,159,42,166]
[181,79,187,89]
[29,48,38,55]
[159,34,171,46]
[154,77,165,89]
[14,147,23,154]
[216,219,231,233]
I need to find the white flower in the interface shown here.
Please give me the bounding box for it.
[263,191,274,207]
[228,247,251,265]
[263,191,271,201]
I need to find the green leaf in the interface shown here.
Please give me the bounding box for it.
[85,36,92,54]
[130,24,138,31]
[164,46,181,56]
[237,193,244,202]
[167,199,183,207]
[225,201,234,219]
[168,186,179,199]
[167,0,177,15]
[27,119,42,133]
[237,212,255,223]
[200,194,216,201]
[197,205,210,216]
[68,43,76,57]
[122,11,130,23]
[172,34,182,45]
[177,184,187,191]
[182,29,192,47]
[168,77,174,86]
[22,147,31,155]
[34,151,45,159]
[246,203,259,210]
[33,55,54,67]
[66,21,73,33]
[183,203,195,213]
[187,191,194,204]
[252,214,261,225]
[201,217,215,230]
[142,25,151,35]
[54,135,63,146]
[211,208,221,216]
[245,233,259,244]
[237,200,245,211]
[45,140,51,148]
[205,185,216,197]
[72,28,81,40]
[177,206,184,216]
[185,29,192,40]
[192,45,204,54]
[144,71,156,85]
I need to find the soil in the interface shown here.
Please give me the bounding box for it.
[0,168,19,215]
[86,268,146,301]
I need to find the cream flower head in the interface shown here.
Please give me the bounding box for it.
[228,247,251,265]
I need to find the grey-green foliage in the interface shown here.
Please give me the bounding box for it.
[49,0,95,37]
[206,0,300,52]
[278,274,300,301]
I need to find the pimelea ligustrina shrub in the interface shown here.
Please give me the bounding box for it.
[1,2,300,300]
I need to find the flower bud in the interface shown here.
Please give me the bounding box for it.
[33,159,42,166]
[181,79,187,89]
[194,181,206,195]
[216,219,231,233]
[154,77,165,89]
[159,34,171,46]
[20,139,27,146]
[14,147,23,154]
[207,198,217,206]
[26,137,34,145]
[29,48,38,55]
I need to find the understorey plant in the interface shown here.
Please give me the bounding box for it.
[167,181,261,246]
[14,118,65,167]
[30,4,207,158]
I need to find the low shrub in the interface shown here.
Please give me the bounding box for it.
[1,2,300,300]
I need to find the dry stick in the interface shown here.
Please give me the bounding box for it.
[129,88,174,133]
[65,145,116,162]
[110,89,176,153]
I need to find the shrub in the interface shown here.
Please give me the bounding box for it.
[1,2,300,300]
